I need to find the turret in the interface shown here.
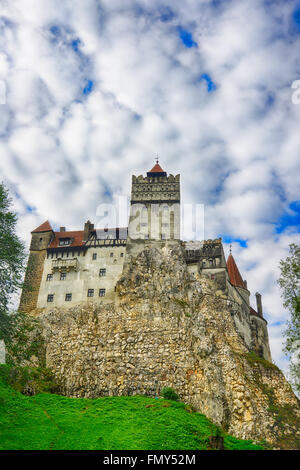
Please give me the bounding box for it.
[129,160,180,240]
[19,221,54,314]
[255,292,263,317]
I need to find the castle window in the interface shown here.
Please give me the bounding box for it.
[46,274,53,281]
[211,274,215,280]
[59,238,71,246]
[60,272,67,281]
[92,253,97,260]
[47,294,54,302]
[120,253,124,257]
[87,289,94,297]
[161,234,166,240]
[39,237,43,242]
[209,259,214,266]
[99,268,106,277]
[99,288,106,297]
[110,252,114,257]
[65,293,72,301]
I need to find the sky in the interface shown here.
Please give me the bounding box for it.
[0,0,300,377]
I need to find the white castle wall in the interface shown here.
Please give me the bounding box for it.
[37,245,126,309]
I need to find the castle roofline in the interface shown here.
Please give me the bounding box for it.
[31,220,53,233]
[226,253,247,289]
[48,230,85,248]
[147,162,167,177]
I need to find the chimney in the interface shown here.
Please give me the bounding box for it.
[244,280,247,289]
[255,292,263,317]
[83,220,94,241]
[60,227,66,232]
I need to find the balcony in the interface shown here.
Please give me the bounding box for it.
[51,258,79,273]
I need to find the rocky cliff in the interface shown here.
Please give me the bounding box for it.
[36,244,299,449]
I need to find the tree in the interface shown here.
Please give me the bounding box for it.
[278,243,300,394]
[0,182,26,341]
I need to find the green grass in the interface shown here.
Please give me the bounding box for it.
[0,366,264,450]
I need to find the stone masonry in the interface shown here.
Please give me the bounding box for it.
[37,243,300,449]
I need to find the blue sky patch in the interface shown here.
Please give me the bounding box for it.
[275,201,300,234]
[71,39,81,52]
[222,235,248,248]
[199,73,217,92]
[178,27,197,48]
[292,4,300,31]
[83,80,93,95]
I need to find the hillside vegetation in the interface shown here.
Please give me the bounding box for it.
[0,365,264,451]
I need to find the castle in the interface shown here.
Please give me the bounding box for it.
[19,161,271,362]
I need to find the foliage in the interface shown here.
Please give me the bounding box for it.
[5,312,44,367]
[0,183,26,343]
[278,243,300,394]
[161,387,179,401]
[244,351,280,371]
[0,364,58,395]
[0,366,264,450]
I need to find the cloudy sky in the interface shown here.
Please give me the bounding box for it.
[1,0,300,376]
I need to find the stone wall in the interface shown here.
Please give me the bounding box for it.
[19,250,47,313]
[35,244,300,449]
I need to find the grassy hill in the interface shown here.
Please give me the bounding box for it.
[0,365,264,450]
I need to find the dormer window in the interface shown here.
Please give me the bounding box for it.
[59,238,71,246]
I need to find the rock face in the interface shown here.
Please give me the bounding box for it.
[38,244,300,449]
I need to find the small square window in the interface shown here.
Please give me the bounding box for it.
[59,238,71,246]
[120,253,124,257]
[87,289,94,297]
[46,274,53,281]
[60,272,67,280]
[65,293,72,301]
[47,294,54,302]
[92,253,97,260]
[99,268,106,277]
[110,252,114,257]
[99,288,106,297]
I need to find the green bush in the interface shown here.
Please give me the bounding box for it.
[0,364,58,395]
[161,387,179,401]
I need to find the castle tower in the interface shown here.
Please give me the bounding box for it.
[19,220,54,314]
[128,161,180,241]
[226,253,250,307]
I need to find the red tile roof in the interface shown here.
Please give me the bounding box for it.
[250,307,259,317]
[149,162,165,173]
[48,231,85,248]
[31,220,53,233]
[227,254,247,289]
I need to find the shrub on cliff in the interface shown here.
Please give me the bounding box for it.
[161,387,179,401]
